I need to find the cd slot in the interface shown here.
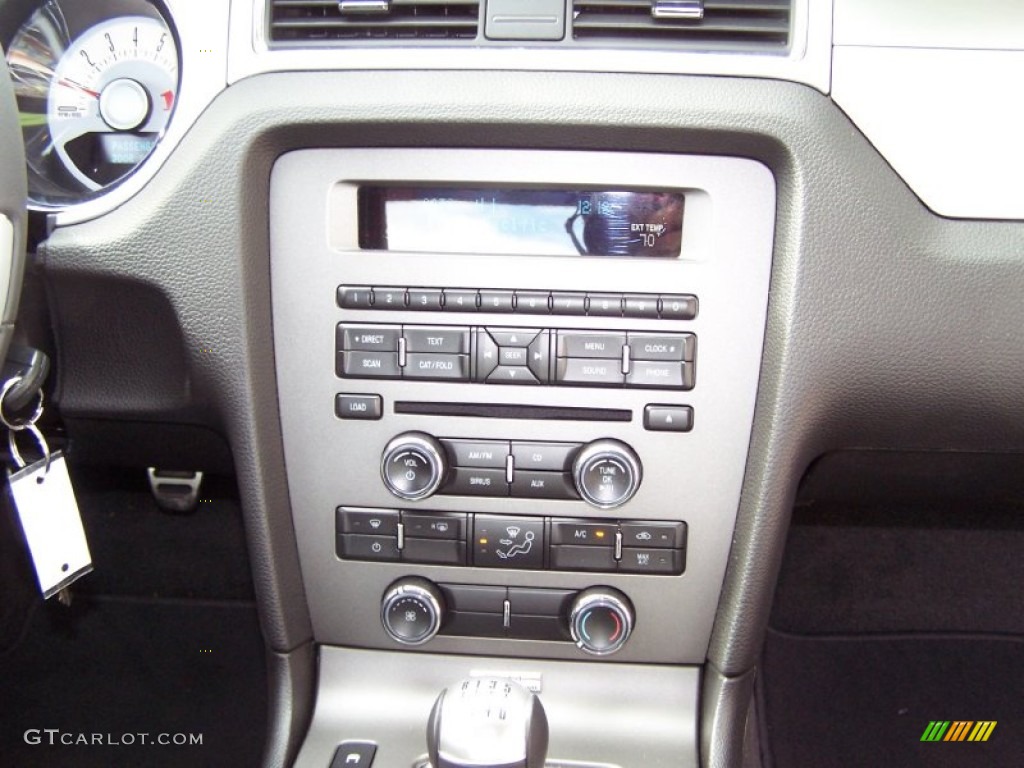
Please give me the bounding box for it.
[394,401,632,422]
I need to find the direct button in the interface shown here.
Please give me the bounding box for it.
[404,326,470,354]
[335,394,383,420]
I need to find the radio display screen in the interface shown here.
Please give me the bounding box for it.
[358,186,684,258]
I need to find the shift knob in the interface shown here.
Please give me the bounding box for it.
[427,678,548,768]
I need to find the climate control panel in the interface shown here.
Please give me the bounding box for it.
[381,578,636,655]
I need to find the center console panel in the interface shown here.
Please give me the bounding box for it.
[270,149,774,667]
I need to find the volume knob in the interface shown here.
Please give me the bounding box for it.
[381,432,447,501]
[572,439,642,509]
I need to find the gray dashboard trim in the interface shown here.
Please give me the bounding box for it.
[36,69,1024,766]
[0,45,26,336]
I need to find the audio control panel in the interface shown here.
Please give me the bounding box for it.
[271,149,775,664]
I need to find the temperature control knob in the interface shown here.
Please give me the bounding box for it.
[381,578,446,645]
[381,432,448,501]
[572,439,642,509]
[569,588,634,656]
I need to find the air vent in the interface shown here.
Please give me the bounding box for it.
[572,0,790,51]
[269,0,480,43]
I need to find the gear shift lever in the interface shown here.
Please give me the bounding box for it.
[427,677,548,768]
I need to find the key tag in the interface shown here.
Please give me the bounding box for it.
[3,377,93,599]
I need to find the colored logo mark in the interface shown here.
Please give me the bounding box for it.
[920,721,997,742]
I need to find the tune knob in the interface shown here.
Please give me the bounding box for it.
[569,587,634,656]
[381,432,448,501]
[572,439,642,509]
[381,578,445,645]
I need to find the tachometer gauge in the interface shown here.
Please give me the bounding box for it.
[6,0,179,209]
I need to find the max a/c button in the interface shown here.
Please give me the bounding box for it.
[335,394,383,420]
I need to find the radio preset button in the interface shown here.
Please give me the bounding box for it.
[551,291,587,316]
[479,290,515,313]
[337,285,374,309]
[556,331,626,359]
[373,287,407,309]
[339,324,402,352]
[404,326,470,354]
[407,288,444,311]
[443,289,479,311]
[515,291,551,314]
[338,351,401,379]
[587,293,623,317]
[659,294,698,320]
[404,353,470,381]
[623,294,660,319]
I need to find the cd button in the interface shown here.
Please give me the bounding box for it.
[511,442,580,472]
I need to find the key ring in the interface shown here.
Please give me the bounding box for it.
[0,376,45,431]
[8,423,52,473]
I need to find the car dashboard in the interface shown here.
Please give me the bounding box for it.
[1,1,1023,767]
